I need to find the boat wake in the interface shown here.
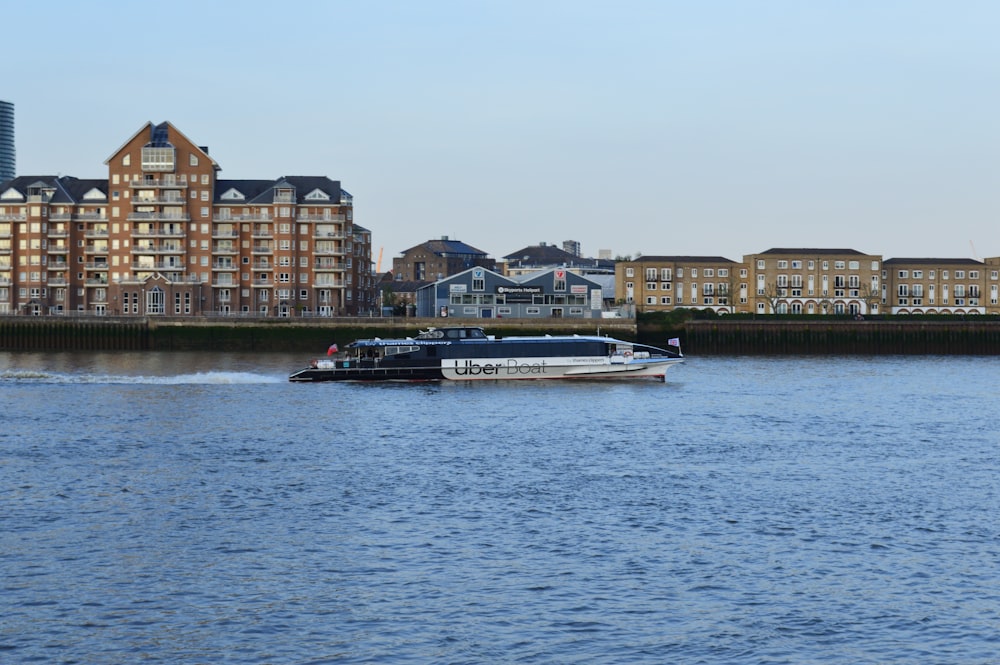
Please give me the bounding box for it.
[0,370,284,385]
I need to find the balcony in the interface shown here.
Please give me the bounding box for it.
[252,245,273,254]
[129,177,188,188]
[132,227,186,238]
[212,262,238,271]
[252,261,273,270]
[84,245,110,254]
[212,244,238,255]
[48,262,69,270]
[132,244,184,254]
[222,213,270,222]
[313,245,345,256]
[313,230,345,240]
[47,277,68,286]
[133,194,187,205]
[133,262,180,271]
[127,212,191,223]
[47,245,71,254]
[212,230,239,239]
[299,213,346,222]
[0,213,26,221]
[73,212,107,221]
[314,260,345,271]
[313,279,345,288]
[212,278,237,287]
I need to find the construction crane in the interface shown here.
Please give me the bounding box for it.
[376,247,384,273]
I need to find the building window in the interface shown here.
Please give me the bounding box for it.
[141,147,175,171]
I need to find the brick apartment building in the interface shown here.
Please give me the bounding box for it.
[0,121,375,316]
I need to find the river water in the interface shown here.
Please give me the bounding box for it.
[1,351,998,664]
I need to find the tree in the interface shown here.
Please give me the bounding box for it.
[859,283,881,315]
[717,271,741,314]
[757,282,786,314]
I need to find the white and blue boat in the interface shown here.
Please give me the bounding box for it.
[289,326,683,382]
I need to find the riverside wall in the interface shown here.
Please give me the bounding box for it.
[3,316,1000,355]
[662,319,1000,355]
[0,317,636,353]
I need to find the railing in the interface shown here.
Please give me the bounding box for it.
[213,245,238,254]
[84,230,109,238]
[313,246,345,256]
[299,214,346,222]
[129,177,188,188]
[211,231,239,238]
[127,213,190,222]
[134,195,186,205]
[0,214,26,221]
[85,262,109,270]
[132,229,186,238]
[252,246,273,254]
[132,245,184,254]
[212,263,238,271]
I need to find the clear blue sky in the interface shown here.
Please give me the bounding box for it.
[4,0,998,264]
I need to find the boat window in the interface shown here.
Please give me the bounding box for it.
[385,345,419,356]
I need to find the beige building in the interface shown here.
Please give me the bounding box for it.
[0,121,372,316]
[617,256,744,314]
[617,248,886,316]
[882,258,991,315]
[744,248,883,316]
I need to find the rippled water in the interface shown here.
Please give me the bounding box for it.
[2,352,999,663]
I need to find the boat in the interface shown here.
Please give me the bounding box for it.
[288,326,683,382]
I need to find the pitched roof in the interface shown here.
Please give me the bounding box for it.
[503,243,616,270]
[214,176,343,205]
[883,257,983,265]
[757,248,870,256]
[0,175,106,204]
[634,255,736,263]
[401,238,490,257]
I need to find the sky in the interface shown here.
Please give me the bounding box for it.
[3,0,998,264]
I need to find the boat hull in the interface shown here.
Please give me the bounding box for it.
[289,357,683,382]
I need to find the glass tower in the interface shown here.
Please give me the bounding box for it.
[0,100,14,183]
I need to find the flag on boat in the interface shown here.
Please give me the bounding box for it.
[667,338,680,347]
[327,343,339,356]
